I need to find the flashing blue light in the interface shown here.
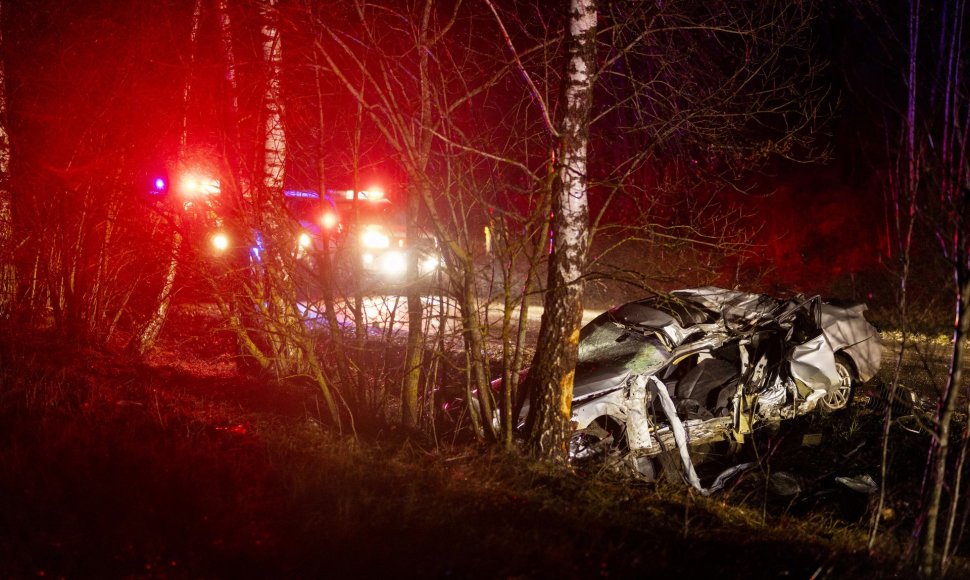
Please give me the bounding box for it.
[250,233,265,262]
[153,177,166,192]
[284,189,319,199]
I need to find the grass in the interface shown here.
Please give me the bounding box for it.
[0,317,965,578]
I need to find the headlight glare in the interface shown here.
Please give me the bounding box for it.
[420,255,439,274]
[361,227,390,249]
[380,251,407,276]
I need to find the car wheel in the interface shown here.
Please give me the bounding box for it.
[819,354,855,413]
[569,417,626,461]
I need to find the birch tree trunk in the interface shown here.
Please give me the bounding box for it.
[260,0,285,199]
[259,0,339,426]
[129,0,202,355]
[258,0,302,372]
[525,0,596,459]
[0,0,15,320]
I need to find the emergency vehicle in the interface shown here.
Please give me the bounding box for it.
[151,171,439,288]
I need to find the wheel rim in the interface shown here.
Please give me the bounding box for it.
[821,361,853,410]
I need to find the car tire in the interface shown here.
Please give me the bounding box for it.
[819,353,855,413]
[570,417,626,454]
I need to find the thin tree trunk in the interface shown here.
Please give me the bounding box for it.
[402,181,425,428]
[939,1,969,565]
[313,56,351,389]
[259,0,300,375]
[942,276,970,569]
[498,217,517,446]
[0,0,14,320]
[131,231,182,355]
[872,0,921,549]
[918,0,969,572]
[260,0,285,197]
[350,96,367,411]
[87,198,120,344]
[922,277,969,575]
[401,0,436,428]
[129,0,202,355]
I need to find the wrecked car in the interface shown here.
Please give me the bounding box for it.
[516,287,881,489]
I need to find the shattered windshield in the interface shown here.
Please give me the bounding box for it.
[577,318,671,376]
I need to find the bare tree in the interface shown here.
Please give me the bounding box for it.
[182,0,346,425]
[128,0,204,356]
[523,0,597,459]
[910,0,970,574]
[312,0,512,435]
[868,0,922,554]
[4,2,184,343]
[858,1,970,573]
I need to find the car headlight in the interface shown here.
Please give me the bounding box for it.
[380,251,407,276]
[361,227,390,249]
[420,255,439,274]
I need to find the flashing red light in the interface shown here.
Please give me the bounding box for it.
[321,212,338,229]
[179,173,221,197]
[211,232,230,252]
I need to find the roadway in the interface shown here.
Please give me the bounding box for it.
[297,296,603,337]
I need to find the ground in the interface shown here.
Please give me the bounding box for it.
[0,305,967,578]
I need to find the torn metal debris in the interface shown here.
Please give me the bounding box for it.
[835,474,879,494]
